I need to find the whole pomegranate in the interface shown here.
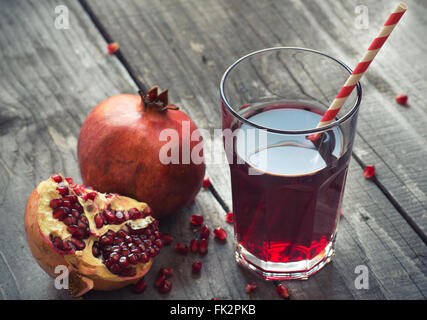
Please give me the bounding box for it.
[25,174,162,297]
[77,87,205,218]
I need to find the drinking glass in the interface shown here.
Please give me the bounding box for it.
[220,47,361,279]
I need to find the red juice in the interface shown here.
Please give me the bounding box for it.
[231,103,351,273]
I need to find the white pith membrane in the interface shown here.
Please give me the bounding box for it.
[37,174,161,281]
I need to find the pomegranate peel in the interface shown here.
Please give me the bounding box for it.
[25,174,161,296]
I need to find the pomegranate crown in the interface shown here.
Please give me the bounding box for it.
[139,86,179,112]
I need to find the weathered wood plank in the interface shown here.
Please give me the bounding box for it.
[0,0,280,300]
[84,0,427,299]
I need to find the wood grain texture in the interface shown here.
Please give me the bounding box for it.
[0,0,425,300]
[82,0,427,299]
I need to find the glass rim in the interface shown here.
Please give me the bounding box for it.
[220,47,362,135]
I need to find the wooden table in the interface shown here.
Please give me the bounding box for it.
[0,0,426,300]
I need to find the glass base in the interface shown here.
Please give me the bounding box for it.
[235,239,336,280]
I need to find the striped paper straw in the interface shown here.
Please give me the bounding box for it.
[316,2,407,128]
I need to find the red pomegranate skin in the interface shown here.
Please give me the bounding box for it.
[78,94,205,218]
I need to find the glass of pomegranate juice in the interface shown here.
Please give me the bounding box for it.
[220,47,361,279]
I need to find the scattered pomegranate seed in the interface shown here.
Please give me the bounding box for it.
[199,239,208,254]
[190,239,200,253]
[132,278,147,294]
[245,282,257,293]
[155,274,167,288]
[200,225,210,239]
[107,42,120,54]
[202,176,211,188]
[225,212,234,224]
[159,268,173,278]
[161,233,174,245]
[158,279,172,293]
[276,283,290,299]
[395,94,408,105]
[213,227,227,241]
[65,177,73,184]
[190,214,204,225]
[174,243,188,255]
[363,165,376,179]
[51,174,62,183]
[192,260,202,274]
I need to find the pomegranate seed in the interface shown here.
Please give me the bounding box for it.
[77,220,88,230]
[53,237,64,250]
[395,94,408,105]
[100,235,113,246]
[51,174,62,183]
[225,212,234,224]
[277,283,290,299]
[139,253,149,263]
[155,274,166,288]
[104,210,116,224]
[213,227,227,240]
[61,200,72,209]
[107,42,120,54]
[132,278,147,294]
[67,226,85,239]
[199,239,208,254]
[62,215,77,226]
[190,215,204,225]
[62,240,73,252]
[144,206,152,216]
[70,237,86,250]
[159,268,174,278]
[117,230,127,238]
[202,176,211,188]
[52,207,67,220]
[245,282,257,293]
[200,225,210,239]
[63,195,77,203]
[95,214,104,228]
[87,192,97,201]
[191,260,202,274]
[128,254,139,264]
[190,239,200,253]
[147,246,159,257]
[128,208,139,220]
[92,245,100,257]
[174,243,188,255]
[65,177,73,185]
[158,279,172,293]
[49,198,63,209]
[70,209,80,218]
[110,264,120,274]
[364,165,376,179]
[56,185,69,196]
[115,211,124,223]
[119,256,129,268]
[74,202,83,213]
[154,238,163,248]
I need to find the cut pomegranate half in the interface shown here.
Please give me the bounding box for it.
[25,174,162,297]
